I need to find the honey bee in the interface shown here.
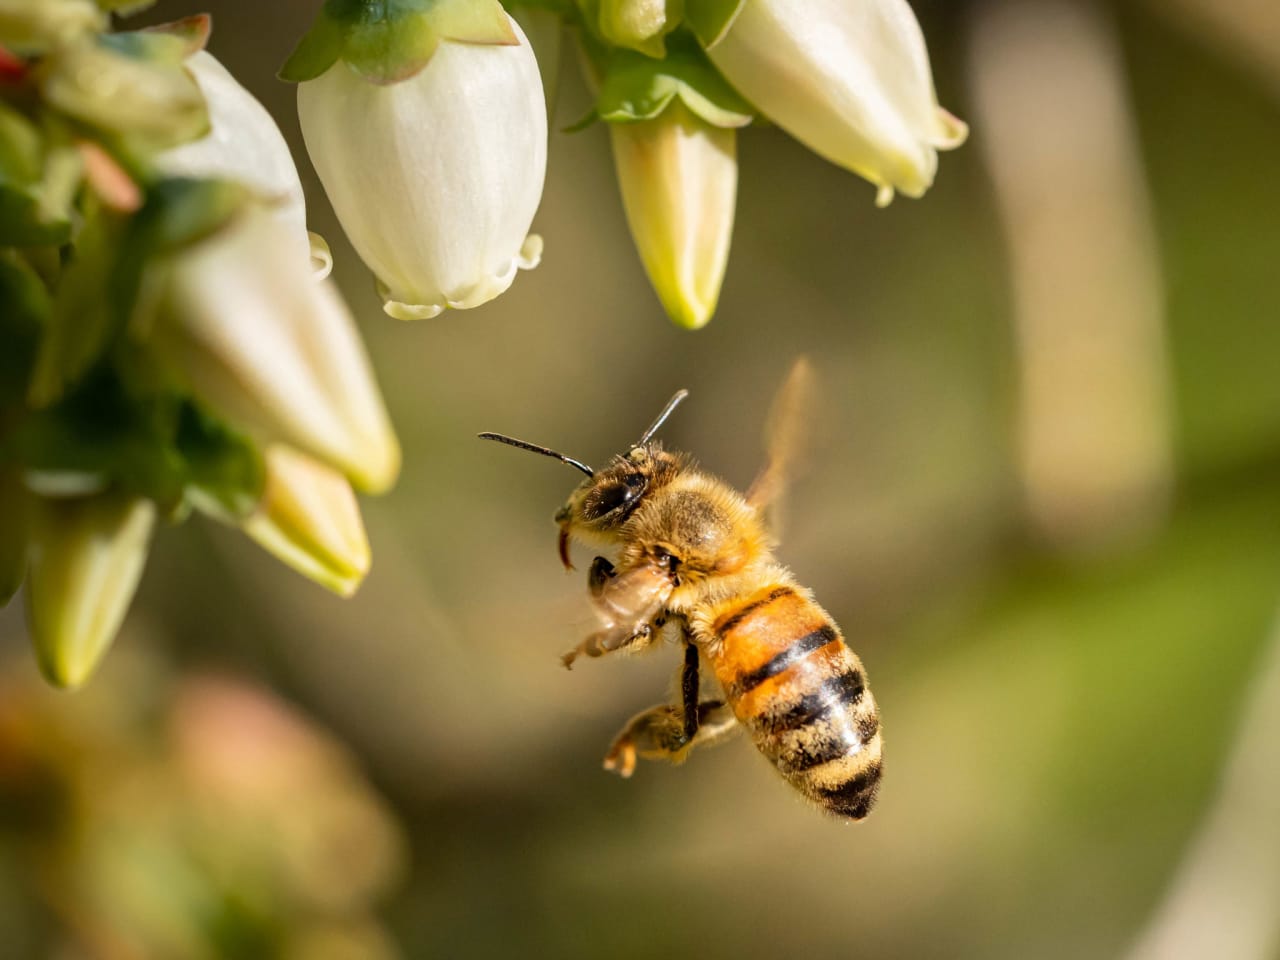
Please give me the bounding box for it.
[479,361,881,820]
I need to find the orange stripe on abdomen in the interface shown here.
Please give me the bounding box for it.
[706,587,882,820]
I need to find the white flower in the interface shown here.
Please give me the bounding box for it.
[610,103,737,329]
[150,205,401,494]
[159,50,328,275]
[25,494,155,689]
[296,14,547,320]
[705,0,967,205]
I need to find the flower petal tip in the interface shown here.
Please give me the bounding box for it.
[935,109,969,149]
[309,231,334,279]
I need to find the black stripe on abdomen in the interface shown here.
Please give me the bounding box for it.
[715,587,794,637]
[732,624,839,696]
[816,761,883,820]
[755,668,865,736]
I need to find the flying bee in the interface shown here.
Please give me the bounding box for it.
[479,360,881,820]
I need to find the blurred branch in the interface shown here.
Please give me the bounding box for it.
[968,0,1172,553]
[1124,604,1280,960]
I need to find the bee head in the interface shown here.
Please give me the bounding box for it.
[554,444,683,544]
[480,389,690,570]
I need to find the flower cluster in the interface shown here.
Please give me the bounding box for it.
[0,3,398,687]
[0,0,964,688]
[283,0,965,329]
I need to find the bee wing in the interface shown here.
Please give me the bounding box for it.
[747,356,816,535]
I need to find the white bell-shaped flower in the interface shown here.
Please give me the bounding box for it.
[705,0,967,205]
[151,205,400,494]
[296,14,547,320]
[159,50,328,275]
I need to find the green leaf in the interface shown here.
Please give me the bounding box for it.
[594,32,751,128]
[281,0,517,85]
[175,402,265,519]
[683,0,743,48]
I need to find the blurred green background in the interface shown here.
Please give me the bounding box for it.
[3,0,1280,956]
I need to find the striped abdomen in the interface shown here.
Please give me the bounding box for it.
[706,585,882,820]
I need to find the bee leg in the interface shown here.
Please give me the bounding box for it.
[602,700,739,778]
[681,639,700,741]
[561,622,654,669]
[587,556,616,597]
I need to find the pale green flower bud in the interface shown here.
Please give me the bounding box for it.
[702,0,967,205]
[25,494,155,689]
[41,34,208,152]
[610,102,736,330]
[0,0,104,54]
[296,14,547,320]
[242,445,372,598]
[151,205,401,494]
[159,50,319,273]
[588,0,678,57]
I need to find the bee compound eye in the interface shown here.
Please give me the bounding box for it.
[586,482,636,520]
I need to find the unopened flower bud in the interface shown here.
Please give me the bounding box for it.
[0,0,104,54]
[700,0,966,205]
[242,445,372,598]
[25,494,155,689]
[296,14,547,320]
[610,102,736,329]
[152,205,401,494]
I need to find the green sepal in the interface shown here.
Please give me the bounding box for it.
[593,32,751,128]
[683,0,743,48]
[174,401,266,520]
[0,252,51,408]
[280,0,517,86]
[102,15,211,63]
[3,367,266,518]
[0,466,27,606]
[27,179,249,408]
[5,368,188,508]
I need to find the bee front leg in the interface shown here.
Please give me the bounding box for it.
[602,700,739,778]
[561,621,655,669]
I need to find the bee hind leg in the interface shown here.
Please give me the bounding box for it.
[602,701,738,778]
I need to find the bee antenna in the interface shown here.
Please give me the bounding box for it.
[478,432,595,477]
[636,389,689,445]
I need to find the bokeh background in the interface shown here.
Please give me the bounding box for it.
[3,0,1280,956]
